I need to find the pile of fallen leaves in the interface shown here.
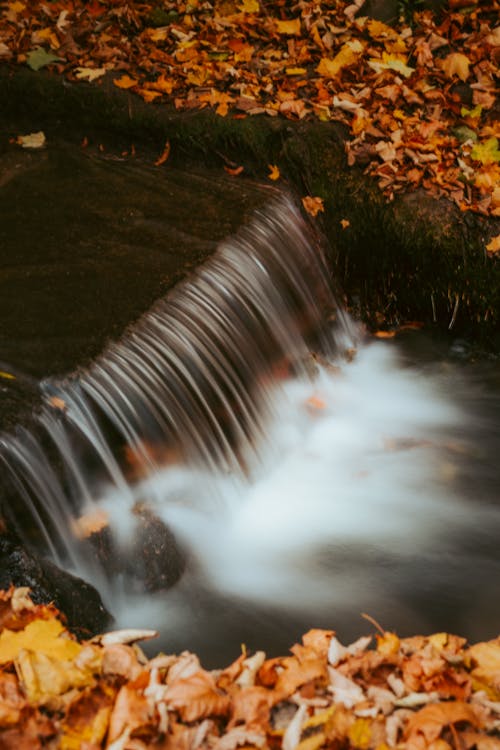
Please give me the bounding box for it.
[2,587,500,749]
[0,0,499,230]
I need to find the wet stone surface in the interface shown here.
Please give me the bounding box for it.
[0,139,273,429]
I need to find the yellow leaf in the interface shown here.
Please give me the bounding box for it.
[297,734,327,750]
[0,618,81,665]
[16,649,90,703]
[16,131,46,149]
[8,1,25,12]
[113,74,138,90]
[366,19,397,39]
[0,370,15,380]
[340,218,350,229]
[274,17,301,35]
[286,67,307,75]
[368,53,414,78]
[238,0,259,12]
[376,631,400,656]
[428,633,449,651]
[317,41,363,78]
[441,52,470,82]
[302,196,324,217]
[268,164,280,180]
[60,706,112,750]
[147,27,169,42]
[349,718,372,749]
[486,235,500,255]
[471,138,500,165]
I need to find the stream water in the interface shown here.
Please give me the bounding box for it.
[1,193,499,667]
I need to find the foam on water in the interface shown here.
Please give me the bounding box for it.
[1,195,499,661]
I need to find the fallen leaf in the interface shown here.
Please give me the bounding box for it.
[239,0,260,12]
[113,74,138,90]
[163,670,231,722]
[441,52,470,81]
[0,618,81,665]
[26,47,63,71]
[317,41,363,78]
[471,138,500,166]
[302,196,324,217]
[274,18,301,35]
[0,371,15,380]
[74,66,106,82]
[405,701,481,742]
[224,165,244,176]
[340,218,350,229]
[15,131,46,149]
[485,235,499,255]
[268,164,280,180]
[155,140,171,166]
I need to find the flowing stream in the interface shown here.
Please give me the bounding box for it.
[1,195,499,666]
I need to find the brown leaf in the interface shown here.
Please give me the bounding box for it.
[163,670,230,722]
[405,702,481,742]
[107,684,152,744]
[441,52,470,82]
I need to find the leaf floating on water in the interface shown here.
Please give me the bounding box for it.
[15,131,46,149]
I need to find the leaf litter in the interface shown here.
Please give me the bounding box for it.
[0,0,498,219]
[3,587,500,747]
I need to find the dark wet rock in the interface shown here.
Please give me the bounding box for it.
[0,532,111,638]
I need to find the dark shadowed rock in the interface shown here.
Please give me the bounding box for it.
[0,532,111,637]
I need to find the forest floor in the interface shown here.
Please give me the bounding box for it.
[2,586,500,749]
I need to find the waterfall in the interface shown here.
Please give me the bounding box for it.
[2,193,497,659]
[0,196,355,596]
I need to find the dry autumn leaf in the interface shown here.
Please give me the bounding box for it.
[268,164,280,180]
[113,74,138,90]
[15,131,46,149]
[302,196,324,217]
[274,18,301,35]
[485,235,500,255]
[441,52,470,81]
[154,140,171,166]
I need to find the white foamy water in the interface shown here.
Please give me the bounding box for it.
[1,195,499,663]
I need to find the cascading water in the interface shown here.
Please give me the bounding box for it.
[1,195,499,664]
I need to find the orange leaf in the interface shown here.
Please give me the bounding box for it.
[155,140,171,166]
[340,218,350,229]
[405,702,481,742]
[163,670,230,722]
[302,196,324,217]
[224,165,244,176]
[113,74,138,90]
[486,234,500,255]
[441,52,470,82]
[374,330,396,339]
[268,164,280,180]
[137,88,162,103]
[274,18,301,35]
